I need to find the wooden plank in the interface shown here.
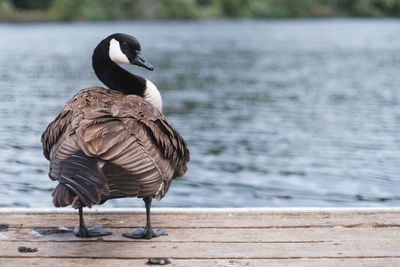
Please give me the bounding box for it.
[2,258,400,267]
[0,239,399,258]
[2,212,400,228]
[1,227,399,243]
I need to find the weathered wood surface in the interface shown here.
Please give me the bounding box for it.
[0,209,400,266]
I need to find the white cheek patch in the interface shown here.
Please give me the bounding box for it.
[109,38,130,64]
[144,79,162,112]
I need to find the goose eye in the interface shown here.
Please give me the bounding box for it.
[121,42,129,49]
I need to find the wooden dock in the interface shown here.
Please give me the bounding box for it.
[0,208,399,266]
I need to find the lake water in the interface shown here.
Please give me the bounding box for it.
[0,19,400,208]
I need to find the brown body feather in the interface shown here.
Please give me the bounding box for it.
[41,87,190,208]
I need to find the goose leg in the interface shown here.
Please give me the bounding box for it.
[122,197,164,239]
[73,207,112,237]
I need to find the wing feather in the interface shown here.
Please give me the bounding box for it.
[41,109,72,160]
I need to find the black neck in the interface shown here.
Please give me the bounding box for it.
[92,40,146,96]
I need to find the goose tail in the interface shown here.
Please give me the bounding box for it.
[52,183,94,208]
[52,183,75,208]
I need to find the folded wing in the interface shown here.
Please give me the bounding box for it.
[41,87,190,208]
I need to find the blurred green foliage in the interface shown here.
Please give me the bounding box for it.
[1,0,399,21]
[49,0,143,21]
[12,0,52,10]
[0,0,14,12]
[0,0,14,21]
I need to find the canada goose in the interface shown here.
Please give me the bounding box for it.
[41,33,190,239]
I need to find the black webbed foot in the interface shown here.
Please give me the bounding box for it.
[122,227,164,239]
[73,225,112,238]
[122,197,163,239]
[74,207,112,238]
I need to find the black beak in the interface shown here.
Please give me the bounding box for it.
[132,51,153,70]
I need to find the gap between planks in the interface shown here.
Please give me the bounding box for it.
[1,207,400,213]
[2,258,400,267]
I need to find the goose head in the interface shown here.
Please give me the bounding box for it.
[107,33,153,70]
[92,33,162,111]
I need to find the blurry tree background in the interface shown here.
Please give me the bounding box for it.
[0,0,399,21]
